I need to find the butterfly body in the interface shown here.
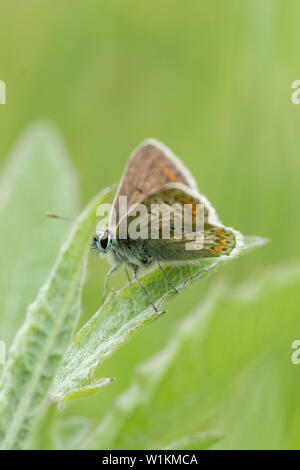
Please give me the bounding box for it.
[92,229,155,272]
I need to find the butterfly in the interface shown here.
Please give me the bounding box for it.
[91,139,243,311]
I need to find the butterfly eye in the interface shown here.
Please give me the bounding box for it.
[100,233,109,250]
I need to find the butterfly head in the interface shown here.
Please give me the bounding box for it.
[91,229,112,255]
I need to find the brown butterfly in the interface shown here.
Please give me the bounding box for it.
[91,139,243,311]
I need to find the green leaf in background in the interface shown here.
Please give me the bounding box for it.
[0,121,79,352]
[162,431,223,450]
[31,407,93,451]
[0,189,110,450]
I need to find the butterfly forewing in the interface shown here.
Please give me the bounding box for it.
[110,140,197,230]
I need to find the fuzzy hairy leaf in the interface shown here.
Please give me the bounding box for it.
[0,121,79,352]
[79,288,219,450]
[108,259,300,450]
[82,256,300,451]
[52,235,265,406]
[0,189,110,450]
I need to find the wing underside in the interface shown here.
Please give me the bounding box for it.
[110,139,198,229]
[115,184,242,261]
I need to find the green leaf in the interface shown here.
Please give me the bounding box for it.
[29,404,58,450]
[93,257,300,450]
[0,121,79,352]
[52,234,265,407]
[0,189,111,450]
[54,417,94,451]
[31,409,93,450]
[78,283,220,450]
[162,431,223,450]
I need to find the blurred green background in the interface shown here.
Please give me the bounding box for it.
[1,0,300,449]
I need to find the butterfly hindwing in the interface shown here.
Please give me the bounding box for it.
[136,224,237,263]
[115,184,240,261]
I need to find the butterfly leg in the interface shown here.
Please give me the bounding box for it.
[133,267,158,313]
[157,261,178,294]
[103,265,119,303]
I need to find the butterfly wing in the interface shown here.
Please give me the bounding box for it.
[115,184,243,262]
[109,139,198,230]
[140,224,240,263]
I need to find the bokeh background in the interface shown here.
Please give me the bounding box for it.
[1,0,300,449]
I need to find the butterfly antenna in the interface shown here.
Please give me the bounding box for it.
[45,212,73,222]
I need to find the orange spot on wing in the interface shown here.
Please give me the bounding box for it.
[161,165,178,182]
[183,198,193,205]
[192,207,198,220]
[220,239,227,245]
[214,245,222,253]
[161,166,170,174]
[215,229,227,239]
[175,194,194,205]
[162,189,172,196]
[174,196,199,219]
[168,173,178,182]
